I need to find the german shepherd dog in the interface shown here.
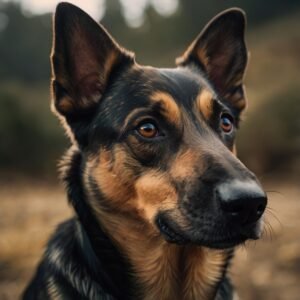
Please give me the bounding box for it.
[23,3,267,300]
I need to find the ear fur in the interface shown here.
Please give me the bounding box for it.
[177,8,248,112]
[51,2,133,118]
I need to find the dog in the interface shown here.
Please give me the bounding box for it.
[23,3,267,300]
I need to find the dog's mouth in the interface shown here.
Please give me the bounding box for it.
[156,214,262,249]
[156,216,189,245]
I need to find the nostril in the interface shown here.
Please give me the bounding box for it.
[255,198,267,217]
[220,200,249,222]
[257,203,265,215]
[230,206,242,215]
[222,199,266,224]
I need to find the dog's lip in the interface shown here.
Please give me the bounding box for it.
[194,222,264,249]
[156,215,262,248]
[195,235,247,249]
[194,224,262,249]
[157,219,247,248]
[156,216,188,245]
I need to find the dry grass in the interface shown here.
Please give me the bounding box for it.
[0,179,299,299]
[0,182,72,300]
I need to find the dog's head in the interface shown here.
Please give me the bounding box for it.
[51,3,267,249]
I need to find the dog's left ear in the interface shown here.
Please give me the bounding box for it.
[177,8,248,112]
[51,2,133,118]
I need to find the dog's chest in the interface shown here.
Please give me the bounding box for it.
[129,244,228,300]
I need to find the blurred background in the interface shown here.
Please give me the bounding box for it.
[0,0,299,299]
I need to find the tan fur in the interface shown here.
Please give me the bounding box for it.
[134,170,178,221]
[196,89,214,121]
[82,147,229,300]
[117,237,181,300]
[182,247,229,300]
[150,91,181,126]
[170,149,199,180]
[85,147,137,213]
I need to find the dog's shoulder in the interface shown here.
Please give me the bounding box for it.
[22,218,115,300]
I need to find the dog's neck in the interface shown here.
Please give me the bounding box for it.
[98,212,231,300]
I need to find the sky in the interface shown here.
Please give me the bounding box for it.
[4,0,179,27]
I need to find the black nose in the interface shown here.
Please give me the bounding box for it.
[216,180,267,225]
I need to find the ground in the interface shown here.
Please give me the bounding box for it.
[0,178,299,299]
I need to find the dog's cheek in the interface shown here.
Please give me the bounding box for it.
[87,147,138,209]
[170,149,199,180]
[133,171,179,224]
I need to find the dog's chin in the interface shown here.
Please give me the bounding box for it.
[156,215,263,249]
[192,236,247,249]
[199,221,264,249]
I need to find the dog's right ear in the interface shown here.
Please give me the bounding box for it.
[176,9,248,113]
[51,2,133,120]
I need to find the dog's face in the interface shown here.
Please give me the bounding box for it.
[51,3,267,249]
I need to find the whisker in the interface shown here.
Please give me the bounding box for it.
[265,190,284,195]
[266,208,282,227]
[261,219,275,241]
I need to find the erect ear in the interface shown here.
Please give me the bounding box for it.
[176,8,248,112]
[51,2,133,119]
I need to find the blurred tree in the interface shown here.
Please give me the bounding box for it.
[0,1,51,82]
[1,0,300,81]
[0,0,299,178]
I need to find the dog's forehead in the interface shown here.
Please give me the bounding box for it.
[109,65,214,108]
[137,66,211,105]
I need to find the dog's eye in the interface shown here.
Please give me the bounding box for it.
[220,113,234,133]
[137,122,159,138]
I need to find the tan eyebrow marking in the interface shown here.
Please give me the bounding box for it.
[150,91,181,126]
[196,88,214,120]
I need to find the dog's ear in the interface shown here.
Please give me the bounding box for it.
[51,2,133,118]
[176,8,248,112]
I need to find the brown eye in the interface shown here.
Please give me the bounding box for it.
[137,122,159,138]
[220,113,234,133]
